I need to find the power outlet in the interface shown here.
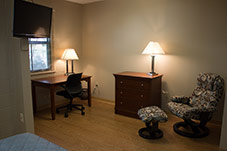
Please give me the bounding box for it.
[95,82,99,88]
[92,82,99,95]
[20,113,24,123]
[162,90,168,94]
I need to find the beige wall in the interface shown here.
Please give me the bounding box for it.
[82,0,227,121]
[31,0,83,109]
[0,0,34,138]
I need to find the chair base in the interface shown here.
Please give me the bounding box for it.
[173,121,209,138]
[56,103,85,118]
[138,122,163,139]
[139,127,163,139]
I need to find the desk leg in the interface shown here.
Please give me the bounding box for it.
[50,86,56,120]
[88,78,91,107]
[32,83,37,114]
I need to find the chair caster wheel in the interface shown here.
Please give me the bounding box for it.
[64,113,68,118]
[81,112,85,115]
[56,110,60,114]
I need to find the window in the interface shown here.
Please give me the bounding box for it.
[29,38,51,72]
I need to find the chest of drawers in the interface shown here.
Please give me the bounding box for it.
[113,72,163,118]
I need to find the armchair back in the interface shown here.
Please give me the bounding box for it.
[189,73,225,112]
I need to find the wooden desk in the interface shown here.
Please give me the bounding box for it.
[31,74,92,120]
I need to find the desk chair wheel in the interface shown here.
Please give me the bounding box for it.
[64,113,69,118]
[81,112,85,115]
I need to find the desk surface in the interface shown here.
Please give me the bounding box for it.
[32,74,92,85]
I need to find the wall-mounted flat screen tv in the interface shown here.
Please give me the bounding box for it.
[13,0,52,38]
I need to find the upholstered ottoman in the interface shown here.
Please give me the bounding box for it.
[137,106,168,139]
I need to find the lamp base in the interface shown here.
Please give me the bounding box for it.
[64,72,74,76]
[147,72,158,76]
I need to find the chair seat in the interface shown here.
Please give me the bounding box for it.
[138,106,168,123]
[168,102,201,120]
[56,90,82,99]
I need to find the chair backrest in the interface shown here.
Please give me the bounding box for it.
[189,73,225,110]
[65,73,83,95]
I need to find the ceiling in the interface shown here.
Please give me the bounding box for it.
[66,0,104,4]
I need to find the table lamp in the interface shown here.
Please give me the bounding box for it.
[142,41,165,76]
[62,48,79,75]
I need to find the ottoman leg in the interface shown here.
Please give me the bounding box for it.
[139,121,163,139]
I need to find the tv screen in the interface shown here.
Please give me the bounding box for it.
[13,0,52,38]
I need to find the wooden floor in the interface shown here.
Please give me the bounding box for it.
[34,99,223,151]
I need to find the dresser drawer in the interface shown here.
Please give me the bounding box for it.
[116,98,147,111]
[116,77,150,90]
[116,88,149,101]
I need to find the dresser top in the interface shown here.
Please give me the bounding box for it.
[114,71,163,79]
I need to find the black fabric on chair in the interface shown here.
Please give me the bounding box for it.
[56,73,85,117]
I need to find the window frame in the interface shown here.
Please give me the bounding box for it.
[28,38,52,73]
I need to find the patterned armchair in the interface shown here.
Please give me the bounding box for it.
[167,73,224,138]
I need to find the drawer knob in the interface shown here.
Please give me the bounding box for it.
[120,81,123,84]
[120,102,123,104]
[120,91,123,94]
[141,83,144,87]
[140,94,144,98]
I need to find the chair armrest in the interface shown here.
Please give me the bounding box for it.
[171,96,191,104]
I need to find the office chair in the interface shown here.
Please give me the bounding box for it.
[56,73,85,117]
[168,73,224,138]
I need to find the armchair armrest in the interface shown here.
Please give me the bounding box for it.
[171,96,191,104]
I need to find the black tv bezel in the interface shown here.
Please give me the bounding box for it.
[13,0,53,38]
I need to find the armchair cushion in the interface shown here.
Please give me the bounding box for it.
[168,102,213,120]
[197,73,224,93]
[189,87,218,112]
[171,96,191,104]
[168,102,198,120]
[138,106,168,123]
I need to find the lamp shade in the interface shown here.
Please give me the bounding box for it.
[142,42,165,56]
[61,48,79,60]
